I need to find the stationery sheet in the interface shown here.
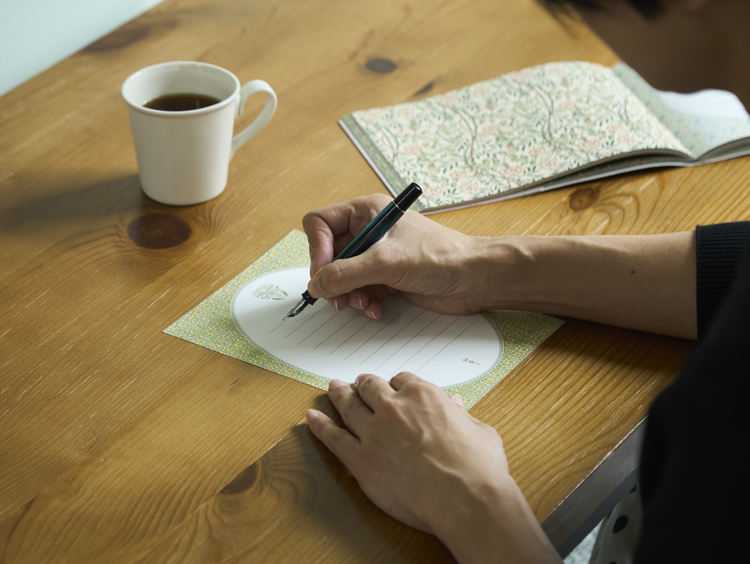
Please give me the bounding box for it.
[164,231,564,408]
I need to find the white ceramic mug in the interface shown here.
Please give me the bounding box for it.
[122,61,277,205]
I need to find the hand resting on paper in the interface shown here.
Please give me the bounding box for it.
[303,194,698,339]
[306,373,561,564]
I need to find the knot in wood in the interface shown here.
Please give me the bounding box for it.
[568,187,597,211]
[365,58,398,74]
[127,213,191,249]
[414,81,434,96]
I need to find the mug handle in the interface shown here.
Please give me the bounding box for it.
[230,80,278,159]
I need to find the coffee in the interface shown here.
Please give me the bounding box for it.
[123,61,277,205]
[144,93,221,111]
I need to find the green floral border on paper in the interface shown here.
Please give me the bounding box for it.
[163,230,564,409]
[442,309,562,407]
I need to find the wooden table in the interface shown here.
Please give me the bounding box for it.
[2,0,746,561]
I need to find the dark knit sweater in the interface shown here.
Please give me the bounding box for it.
[636,222,750,563]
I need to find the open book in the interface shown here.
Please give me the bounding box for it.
[339,62,750,214]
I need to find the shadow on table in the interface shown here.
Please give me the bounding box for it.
[204,318,696,562]
[0,174,146,233]
[518,317,695,382]
[209,393,456,563]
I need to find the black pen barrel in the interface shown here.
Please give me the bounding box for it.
[336,182,423,261]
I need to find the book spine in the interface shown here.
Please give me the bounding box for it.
[339,115,424,211]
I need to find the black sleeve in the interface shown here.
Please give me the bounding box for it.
[635,227,750,563]
[695,222,750,337]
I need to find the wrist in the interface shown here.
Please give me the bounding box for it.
[467,232,697,337]
[463,236,548,312]
[432,474,560,564]
[430,473,514,553]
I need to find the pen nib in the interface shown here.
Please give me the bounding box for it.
[283,296,307,320]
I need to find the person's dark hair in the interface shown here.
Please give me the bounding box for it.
[539,0,662,17]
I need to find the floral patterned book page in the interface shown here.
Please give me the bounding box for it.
[164,230,564,409]
[339,61,693,213]
[613,63,750,160]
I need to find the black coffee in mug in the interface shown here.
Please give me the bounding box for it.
[144,93,221,111]
[122,61,277,205]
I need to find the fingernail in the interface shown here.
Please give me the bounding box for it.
[329,379,347,390]
[368,309,377,319]
[358,297,364,310]
[334,298,341,312]
[306,409,319,421]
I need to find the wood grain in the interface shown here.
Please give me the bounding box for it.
[1,0,747,561]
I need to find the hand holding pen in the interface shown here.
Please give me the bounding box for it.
[298,187,489,321]
[285,182,423,319]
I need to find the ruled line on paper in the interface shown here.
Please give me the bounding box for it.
[229,263,507,392]
[298,307,345,345]
[269,318,288,334]
[414,321,474,374]
[329,318,371,356]
[314,311,363,350]
[326,298,398,355]
[284,306,326,339]
[373,312,436,372]
[388,317,460,377]
[343,301,413,361]
[360,309,428,367]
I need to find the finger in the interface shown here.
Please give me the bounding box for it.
[326,296,347,312]
[362,305,381,320]
[328,379,373,435]
[306,409,360,468]
[303,212,338,276]
[325,283,387,315]
[354,373,395,412]
[389,371,423,391]
[342,196,391,246]
[347,291,369,312]
[331,231,355,258]
[308,250,395,299]
[347,288,389,320]
[449,394,466,409]
[361,284,394,319]
[304,203,360,275]
[303,196,388,275]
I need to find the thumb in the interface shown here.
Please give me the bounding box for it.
[308,254,385,298]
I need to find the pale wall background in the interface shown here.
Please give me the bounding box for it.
[0,0,165,97]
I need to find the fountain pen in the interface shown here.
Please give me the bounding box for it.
[283,182,423,320]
